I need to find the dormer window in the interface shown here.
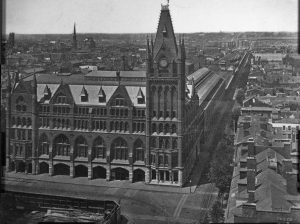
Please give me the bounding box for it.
[163,26,168,38]
[43,85,51,100]
[80,86,88,102]
[98,86,106,103]
[137,87,145,104]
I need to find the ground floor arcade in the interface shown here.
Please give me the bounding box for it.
[6,159,182,186]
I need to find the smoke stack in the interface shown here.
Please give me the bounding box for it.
[286,170,299,195]
[282,159,293,179]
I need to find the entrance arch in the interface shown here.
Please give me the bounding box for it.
[111,167,129,180]
[16,161,25,173]
[27,163,32,173]
[10,161,15,171]
[93,166,106,179]
[39,162,49,174]
[133,169,145,182]
[54,163,70,176]
[75,165,88,177]
[151,169,157,180]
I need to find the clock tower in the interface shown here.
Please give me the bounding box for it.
[145,2,186,186]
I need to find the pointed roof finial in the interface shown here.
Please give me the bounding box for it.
[161,0,169,10]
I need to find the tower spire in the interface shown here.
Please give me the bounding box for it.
[73,22,77,49]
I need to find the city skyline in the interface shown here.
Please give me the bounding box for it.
[4,0,298,34]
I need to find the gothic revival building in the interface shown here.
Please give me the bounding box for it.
[5,4,224,187]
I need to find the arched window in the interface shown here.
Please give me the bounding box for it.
[165,124,170,134]
[110,121,114,131]
[75,136,88,157]
[152,123,156,133]
[172,139,177,149]
[27,118,32,126]
[12,117,15,125]
[151,138,156,148]
[172,124,177,134]
[53,134,70,156]
[125,122,129,132]
[39,133,49,155]
[111,137,128,160]
[159,123,163,133]
[93,137,106,159]
[17,117,21,126]
[134,139,144,162]
[22,117,26,126]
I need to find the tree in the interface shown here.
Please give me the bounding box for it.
[235,89,244,105]
[207,142,233,195]
[210,201,224,223]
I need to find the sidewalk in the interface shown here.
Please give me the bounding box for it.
[3,172,197,194]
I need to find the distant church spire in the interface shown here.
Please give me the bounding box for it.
[73,22,77,49]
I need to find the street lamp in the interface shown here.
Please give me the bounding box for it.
[189,179,192,193]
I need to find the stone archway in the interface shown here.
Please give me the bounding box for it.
[75,165,88,177]
[133,169,145,182]
[93,166,106,179]
[151,169,157,180]
[27,163,32,173]
[10,161,15,171]
[16,161,25,173]
[39,162,49,174]
[111,167,129,180]
[54,163,70,176]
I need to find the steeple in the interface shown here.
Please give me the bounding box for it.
[73,22,77,49]
[152,1,178,61]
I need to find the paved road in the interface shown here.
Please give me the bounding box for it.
[3,174,218,224]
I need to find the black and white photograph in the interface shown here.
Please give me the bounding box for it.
[0,0,299,223]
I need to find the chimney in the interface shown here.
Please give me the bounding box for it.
[282,159,293,179]
[286,170,299,195]
[247,139,255,157]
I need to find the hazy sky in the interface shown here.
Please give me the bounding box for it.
[5,0,298,34]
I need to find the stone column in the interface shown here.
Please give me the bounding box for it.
[88,164,93,180]
[70,144,75,177]
[156,169,159,183]
[129,167,133,182]
[70,162,74,178]
[88,145,92,180]
[145,168,150,183]
[178,170,183,187]
[106,165,111,181]
[49,143,54,176]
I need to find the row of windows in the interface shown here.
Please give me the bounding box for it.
[11,117,32,127]
[92,120,107,131]
[38,134,144,162]
[94,108,107,116]
[74,107,90,115]
[53,106,71,114]
[13,143,32,157]
[10,129,31,141]
[110,121,129,132]
[110,108,129,117]
[133,109,145,117]
[40,106,50,113]
[150,153,178,167]
[16,105,27,112]
[133,122,145,133]
[152,123,177,134]
[74,119,89,130]
[151,137,178,149]
[152,110,176,119]
[53,118,71,129]
[282,125,300,131]
[40,117,50,128]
